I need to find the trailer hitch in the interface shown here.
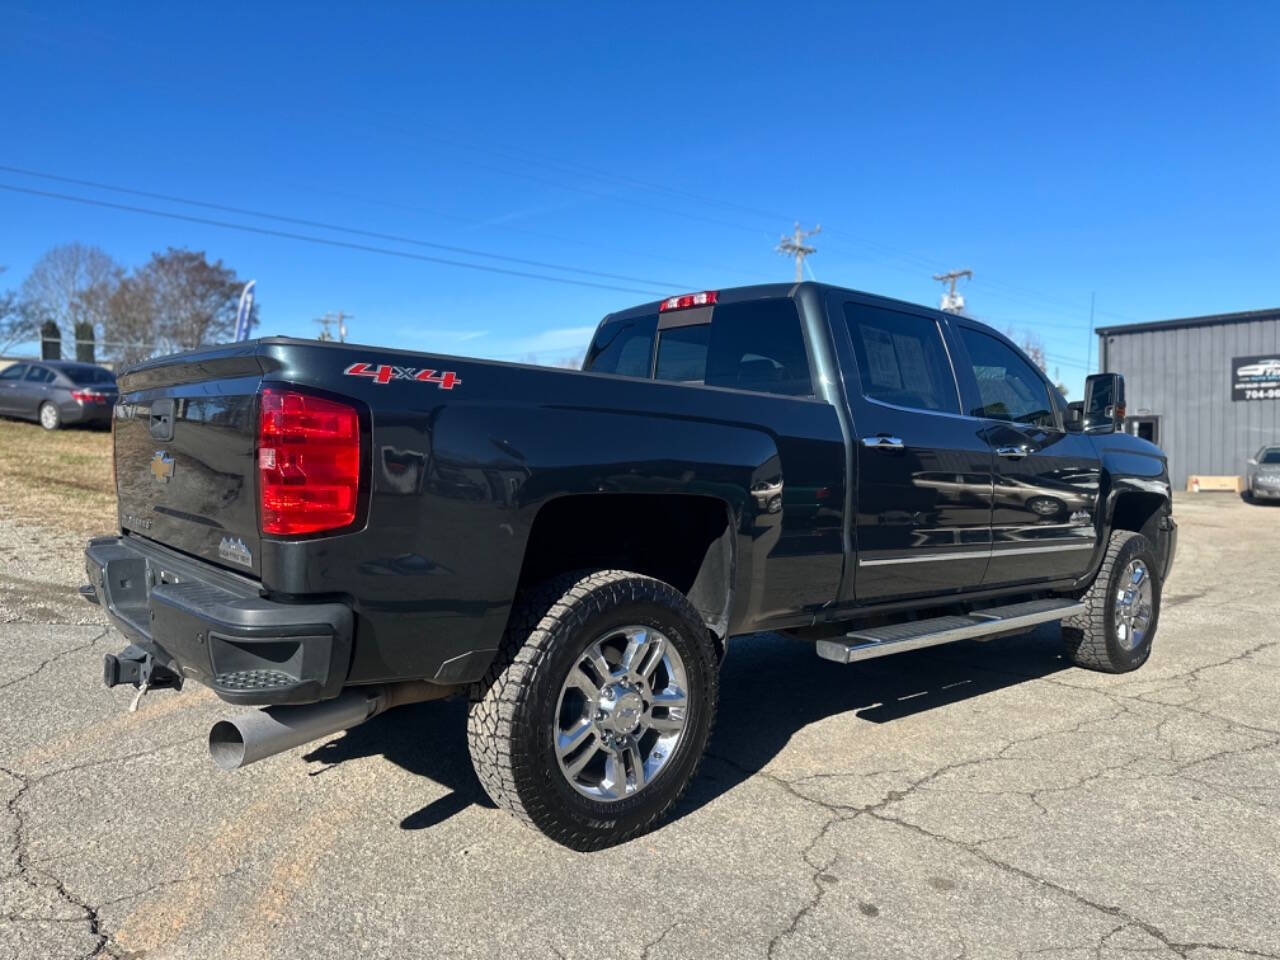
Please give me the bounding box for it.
[103,644,183,712]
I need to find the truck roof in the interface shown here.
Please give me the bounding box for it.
[604,281,984,331]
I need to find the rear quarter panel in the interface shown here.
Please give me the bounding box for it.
[255,340,846,684]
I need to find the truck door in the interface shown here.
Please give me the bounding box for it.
[831,297,995,604]
[950,323,1100,586]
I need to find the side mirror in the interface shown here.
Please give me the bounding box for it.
[1082,373,1125,434]
[1066,401,1084,428]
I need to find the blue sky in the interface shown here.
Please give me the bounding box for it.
[1,2,1277,394]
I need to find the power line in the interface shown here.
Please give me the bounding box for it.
[2,159,1141,329]
[372,134,1143,326]
[0,183,672,298]
[0,164,685,292]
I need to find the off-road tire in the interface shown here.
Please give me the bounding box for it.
[1063,530,1161,673]
[39,401,61,430]
[466,569,719,851]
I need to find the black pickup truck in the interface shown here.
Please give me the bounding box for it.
[84,282,1176,849]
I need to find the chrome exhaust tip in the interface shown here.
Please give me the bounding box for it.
[208,682,460,771]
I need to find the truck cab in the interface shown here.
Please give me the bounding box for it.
[583,283,1174,621]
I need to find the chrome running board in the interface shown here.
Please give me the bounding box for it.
[815,598,1085,664]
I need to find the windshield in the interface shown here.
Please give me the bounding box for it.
[65,367,116,386]
[1261,449,1280,464]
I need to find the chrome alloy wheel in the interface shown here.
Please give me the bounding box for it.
[1114,558,1153,651]
[39,403,59,430]
[553,625,689,802]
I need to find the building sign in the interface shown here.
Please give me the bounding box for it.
[1232,355,1280,401]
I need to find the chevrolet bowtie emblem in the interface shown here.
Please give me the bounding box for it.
[150,450,175,483]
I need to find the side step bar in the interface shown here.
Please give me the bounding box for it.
[816,598,1085,664]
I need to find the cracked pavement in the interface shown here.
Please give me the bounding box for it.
[1,494,1277,959]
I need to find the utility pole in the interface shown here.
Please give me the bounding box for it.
[777,222,820,282]
[1085,291,1096,371]
[315,311,351,343]
[933,269,973,314]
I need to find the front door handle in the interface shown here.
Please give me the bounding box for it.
[862,435,905,451]
[996,444,1030,459]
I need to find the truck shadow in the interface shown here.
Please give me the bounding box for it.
[302,697,497,829]
[672,623,1071,824]
[301,623,1070,835]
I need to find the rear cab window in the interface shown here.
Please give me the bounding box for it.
[584,296,815,399]
[653,297,814,397]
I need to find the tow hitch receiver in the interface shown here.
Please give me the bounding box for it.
[104,644,183,711]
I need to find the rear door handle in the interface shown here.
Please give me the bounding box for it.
[996,445,1030,459]
[862,435,905,451]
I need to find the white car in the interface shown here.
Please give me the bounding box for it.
[1236,359,1280,379]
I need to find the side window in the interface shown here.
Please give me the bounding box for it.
[843,304,959,413]
[654,298,814,397]
[25,366,53,383]
[0,364,27,381]
[583,315,656,378]
[958,328,1057,428]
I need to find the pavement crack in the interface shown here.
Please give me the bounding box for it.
[0,626,110,692]
[765,811,848,960]
[867,807,1279,959]
[639,920,682,960]
[1,762,110,959]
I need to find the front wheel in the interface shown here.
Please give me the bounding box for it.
[467,570,719,850]
[1063,530,1161,672]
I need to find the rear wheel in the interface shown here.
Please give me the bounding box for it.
[467,569,719,850]
[1063,530,1161,672]
[39,401,61,430]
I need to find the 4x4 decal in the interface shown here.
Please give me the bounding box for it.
[343,362,461,390]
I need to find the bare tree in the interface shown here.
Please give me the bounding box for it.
[106,270,160,367]
[107,248,253,362]
[1,267,37,356]
[20,244,122,355]
[145,248,248,350]
[1009,329,1069,396]
[1017,331,1048,372]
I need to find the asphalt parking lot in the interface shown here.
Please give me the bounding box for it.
[2,492,1277,960]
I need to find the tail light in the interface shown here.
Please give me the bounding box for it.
[72,390,108,404]
[258,388,362,536]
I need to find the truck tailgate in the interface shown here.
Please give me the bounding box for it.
[114,350,265,576]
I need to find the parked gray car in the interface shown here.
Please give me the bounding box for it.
[0,360,117,430]
[1245,445,1280,501]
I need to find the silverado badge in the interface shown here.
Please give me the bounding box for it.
[218,536,253,568]
[150,450,175,483]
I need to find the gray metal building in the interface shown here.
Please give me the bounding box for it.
[1097,307,1280,490]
